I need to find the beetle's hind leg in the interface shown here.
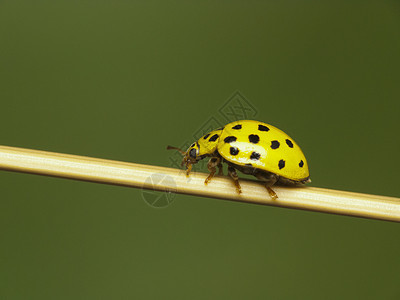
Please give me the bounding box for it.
[204,157,221,185]
[265,186,278,200]
[228,165,242,194]
[254,172,278,200]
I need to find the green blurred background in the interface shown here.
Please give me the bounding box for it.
[1,1,399,299]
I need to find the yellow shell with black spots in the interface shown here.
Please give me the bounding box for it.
[217,120,309,181]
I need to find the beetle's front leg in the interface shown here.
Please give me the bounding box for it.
[186,163,192,177]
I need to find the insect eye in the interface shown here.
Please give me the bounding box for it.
[189,148,197,159]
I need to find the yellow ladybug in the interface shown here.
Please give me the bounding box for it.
[168,120,310,200]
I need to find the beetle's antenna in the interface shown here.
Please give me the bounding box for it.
[167,145,186,155]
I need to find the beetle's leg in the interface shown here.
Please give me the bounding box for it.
[205,157,221,185]
[186,163,192,177]
[265,186,278,200]
[228,165,242,194]
[254,172,278,200]
[217,161,223,176]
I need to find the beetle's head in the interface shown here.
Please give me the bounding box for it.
[167,142,203,174]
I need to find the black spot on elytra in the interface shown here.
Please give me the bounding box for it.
[250,152,261,160]
[224,136,237,143]
[189,148,197,158]
[230,147,239,155]
[209,134,219,142]
[232,124,242,130]
[299,160,304,167]
[286,139,294,148]
[191,143,195,147]
[203,133,210,139]
[278,159,285,169]
[258,124,269,132]
[248,134,260,144]
[271,140,280,149]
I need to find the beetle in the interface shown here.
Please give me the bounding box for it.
[168,120,310,199]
